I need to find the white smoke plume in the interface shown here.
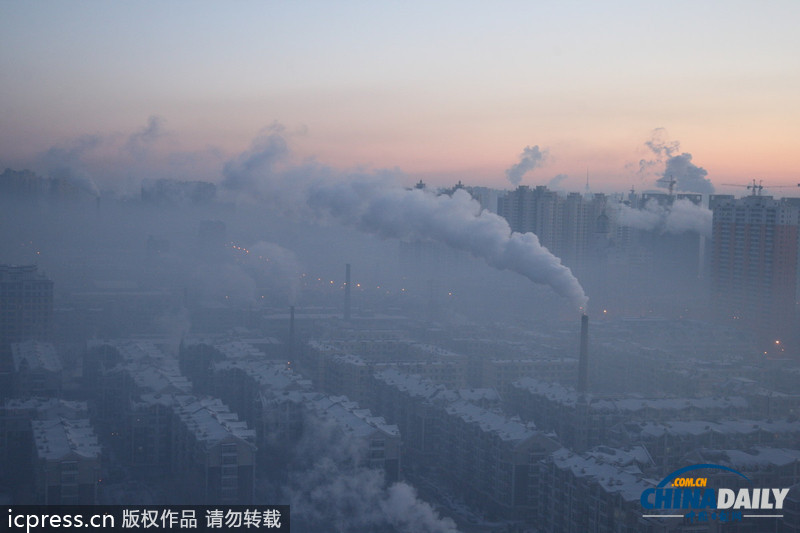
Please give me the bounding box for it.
[547,173,569,189]
[124,115,167,159]
[24,116,225,196]
[285,415,459,533]
[308,183,588,309]
[505,145,547,186]
[662,152,714,194]
[638,128,714,194]
[223,128,588,310]
[38,135,102,196]
[617,198,712,238]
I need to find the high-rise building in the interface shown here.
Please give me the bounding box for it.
[497,186,609,267]
[711,195,799,350]
[0,265,54,347]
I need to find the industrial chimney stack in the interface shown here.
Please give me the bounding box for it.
[344,263,352,321]
[289,305,296,359]
[578,314,589,395]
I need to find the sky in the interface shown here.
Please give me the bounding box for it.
[1,1,799,195]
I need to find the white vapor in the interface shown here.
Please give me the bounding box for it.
[285,415,459,533]
[308,183,588,309]
[223,128,588,309]
[639,128,714,194]
[505,145,547,186]
[617,198,712,238]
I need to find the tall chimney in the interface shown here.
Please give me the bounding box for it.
[289,305,296,359]
[344,263,352,321]
[578,314,589,395]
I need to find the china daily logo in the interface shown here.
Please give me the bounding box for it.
[641,464,790,524]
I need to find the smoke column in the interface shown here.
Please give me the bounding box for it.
[223,129,588,309]
[662,152,714,194]
[289,305,295,359]
[639,128,714,194]
[285,414,459,532]
[308,183,588,309]
[505,145,547,186]
[344,263,352,321]
[616,198,712,238]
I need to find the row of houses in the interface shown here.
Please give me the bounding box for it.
[1,398,100,504]
[87,340,256,503]
[180,339,402,482]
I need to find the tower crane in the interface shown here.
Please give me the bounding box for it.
[721,179,798,197]
[656,175,677,196]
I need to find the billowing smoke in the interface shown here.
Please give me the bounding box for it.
[223,129,588,309]
[505,145,547,186]
[25,116,225,196]
[222,123,289,194]
[308,183,588,309]
[284,415,459,533]
[643,127,680,159]
[39,135,101,196]
[639,128,714,194]
[662,152,714,194]
[617,198,712,237]
[125,115,166,159]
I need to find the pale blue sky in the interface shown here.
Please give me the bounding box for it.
[2,1,799,191]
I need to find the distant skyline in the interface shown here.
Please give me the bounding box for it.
[1,1,799,196]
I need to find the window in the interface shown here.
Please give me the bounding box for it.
[222,454,237,465]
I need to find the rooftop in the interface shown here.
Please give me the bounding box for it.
[32,417,101,461]
[12,341,62,373]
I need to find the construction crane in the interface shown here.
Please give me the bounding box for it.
[721,179,798,197]
[656,175,677,196]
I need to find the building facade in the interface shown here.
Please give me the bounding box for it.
[711,195,799,350]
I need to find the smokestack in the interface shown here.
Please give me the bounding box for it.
[578,314,589,395]
[344,263,351,321]
[289,305,295,359]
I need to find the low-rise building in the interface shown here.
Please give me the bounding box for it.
[32,417,101,504]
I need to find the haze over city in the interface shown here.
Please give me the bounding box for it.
[2,2,800,533]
